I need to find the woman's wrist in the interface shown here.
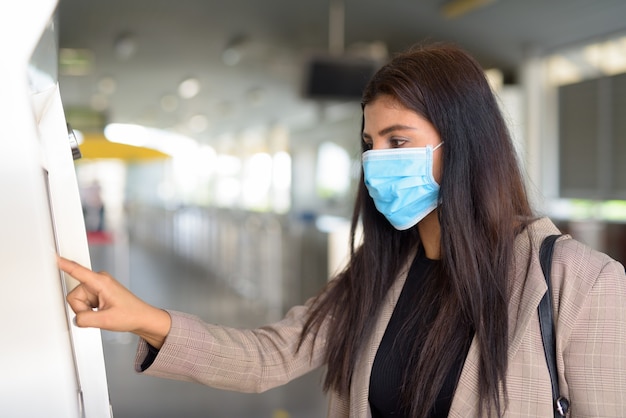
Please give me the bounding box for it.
[135,307,171,349]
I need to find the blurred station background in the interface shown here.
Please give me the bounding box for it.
[48,0,626,416]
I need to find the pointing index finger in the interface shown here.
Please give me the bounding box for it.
[57,256,97,286]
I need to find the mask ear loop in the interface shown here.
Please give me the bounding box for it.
[428,142,444,187]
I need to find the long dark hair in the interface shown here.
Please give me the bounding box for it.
[300,42,534,417]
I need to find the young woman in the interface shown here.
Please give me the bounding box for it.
[59,43,626,417]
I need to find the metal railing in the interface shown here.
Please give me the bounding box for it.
[126,204,330,320]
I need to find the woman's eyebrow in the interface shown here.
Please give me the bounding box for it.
[362,124,416,139]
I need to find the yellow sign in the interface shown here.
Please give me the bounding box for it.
[78,133,170,161]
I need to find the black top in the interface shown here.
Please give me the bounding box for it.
[140,343,159,371]
[369,248,472,418]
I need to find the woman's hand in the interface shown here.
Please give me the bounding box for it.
[58,256,171,349]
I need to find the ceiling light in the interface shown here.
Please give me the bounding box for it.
[178,77,200,99]
[546,55,582,85]
[97,76,117,95]
[160,94,179,112]
[90,94,109,111]
[188,114,209,133]
[114,31,137,60]
[104,123,198,157]
[584,40,626,75]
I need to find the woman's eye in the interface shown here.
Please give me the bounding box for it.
[363,141,373,150]
[390,138,407,148]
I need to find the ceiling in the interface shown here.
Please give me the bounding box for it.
[54,0,626,143]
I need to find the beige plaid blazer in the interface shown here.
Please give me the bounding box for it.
[137,217,626,417]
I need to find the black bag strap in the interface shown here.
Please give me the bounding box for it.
[538,234,570,417]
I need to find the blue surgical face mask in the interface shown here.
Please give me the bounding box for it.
[362,143,443,230]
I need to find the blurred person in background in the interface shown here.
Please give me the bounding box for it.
[80,180,105,232]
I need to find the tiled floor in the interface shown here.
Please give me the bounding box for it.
[89,238,327,418]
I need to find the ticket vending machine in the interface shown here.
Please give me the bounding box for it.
[0,1,112,417]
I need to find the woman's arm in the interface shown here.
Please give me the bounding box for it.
[59,256,328,392]
[59,256,171,348]
[139,305,327,393]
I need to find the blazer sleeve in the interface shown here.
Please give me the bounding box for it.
[134,299,328,393]
[553,239,626,417]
